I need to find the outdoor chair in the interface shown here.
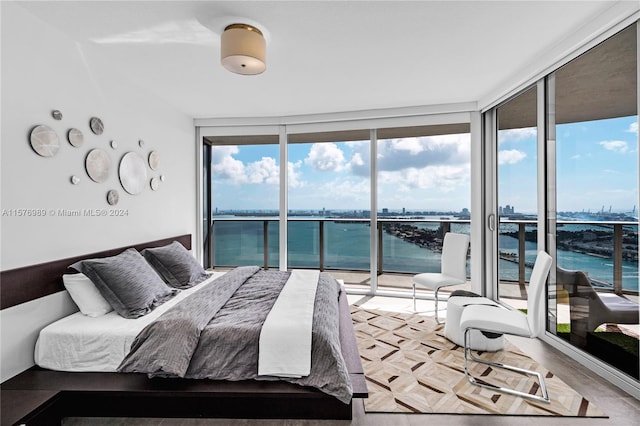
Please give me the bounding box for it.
[557,266,639,348]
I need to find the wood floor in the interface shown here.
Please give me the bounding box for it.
[63,294,640,426]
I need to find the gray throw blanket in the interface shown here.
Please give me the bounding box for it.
[118,266,353,404]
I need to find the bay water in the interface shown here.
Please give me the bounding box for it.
[212,218,638,291]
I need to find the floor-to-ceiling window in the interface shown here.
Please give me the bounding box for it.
[376,124,471,293]
[202,134,280,269]
[201,117,473,291]
[548,23,638,380]
[495,86,539,309]
[286,130,372,288]
[483,20,639,388]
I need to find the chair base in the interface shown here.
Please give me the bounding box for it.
[412,283,445,324]
[463,328,550,404]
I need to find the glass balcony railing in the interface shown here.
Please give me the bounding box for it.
[204,217,638,297]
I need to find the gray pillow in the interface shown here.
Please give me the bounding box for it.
[70,248,178,319]
[142,241,209,289]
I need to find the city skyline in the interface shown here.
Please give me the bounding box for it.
[210,116,638,214]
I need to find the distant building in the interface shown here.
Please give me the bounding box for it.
[499,205,515,215]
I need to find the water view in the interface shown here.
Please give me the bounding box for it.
[209,214,639,292]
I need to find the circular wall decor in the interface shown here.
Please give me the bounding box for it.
[107,189,119,205]
[85,148,111,183]
[119,152,147,195]
[70,175,80,185]
[52,110,63,120]
[110,140,118,149]
[138,139,145,148]
[148,151,159,170]
[89,117,104,135]
[150,177,160,191]
[29,125,60,157]
[67,128,84,147]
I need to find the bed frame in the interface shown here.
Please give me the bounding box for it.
[1,234,367,425]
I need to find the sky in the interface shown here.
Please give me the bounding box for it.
[210,116,638,215]
[499,116,638,214]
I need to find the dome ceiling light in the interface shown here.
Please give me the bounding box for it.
[221,23,266,75]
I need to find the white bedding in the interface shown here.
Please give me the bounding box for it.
[258,269,319,378]
[34,272,223,372]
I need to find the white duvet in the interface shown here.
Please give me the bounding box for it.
[35,272,223,372]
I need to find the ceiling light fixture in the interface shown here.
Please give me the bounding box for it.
[221,23,266,75]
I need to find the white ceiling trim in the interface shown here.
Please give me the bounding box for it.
[194,101,476,128]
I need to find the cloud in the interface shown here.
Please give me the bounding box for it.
[627,121,638,134]
[379,164,470,193]
[498,149,527,165]
[350,133,470,177]
[211,146,270,185]
[288,161,304,188]
[570,154,581,160]
[245,157,279,185]
[211,146,307,189]
[599,140,628,154]
[498,127,536,144]
[212,146,246,182]
[317,178,370,201]
[349,152,365,168]
[304,143,346,171]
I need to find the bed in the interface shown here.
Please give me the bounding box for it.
[1,235,367,424]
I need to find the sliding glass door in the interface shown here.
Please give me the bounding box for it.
[376,124,471,295]
[548,23,638,379]
[486,21,639,385]
[495,86,539,309]
[287,130,372,289]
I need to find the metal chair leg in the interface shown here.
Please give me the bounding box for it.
[434,287,442,324]
[412,282,416,311]
[463,328,550,404]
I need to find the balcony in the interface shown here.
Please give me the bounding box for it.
[204,217,637,294]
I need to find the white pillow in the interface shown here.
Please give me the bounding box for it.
[63,273,113,317]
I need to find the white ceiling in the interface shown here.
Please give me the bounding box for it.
[15,1,629,119]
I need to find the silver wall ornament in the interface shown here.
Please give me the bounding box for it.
[89,117,104,135]
[29,125,60,157]
[160,175,166,182]
[110,140,118,149]
[119,152,147,195]
[52,110,63,120]
[150,177,160,191]
[106,189,119,205]
[67,128,84,147]
[70,175,80,185]
[148,151,159,170]
[138,139,145,148]
[85,148,111,183]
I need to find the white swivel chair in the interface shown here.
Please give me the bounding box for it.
[412,232,470,323]
[459,250,553,403]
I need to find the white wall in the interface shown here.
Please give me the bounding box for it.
[0,3,196,381]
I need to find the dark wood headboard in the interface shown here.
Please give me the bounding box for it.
[0,234,192,310]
